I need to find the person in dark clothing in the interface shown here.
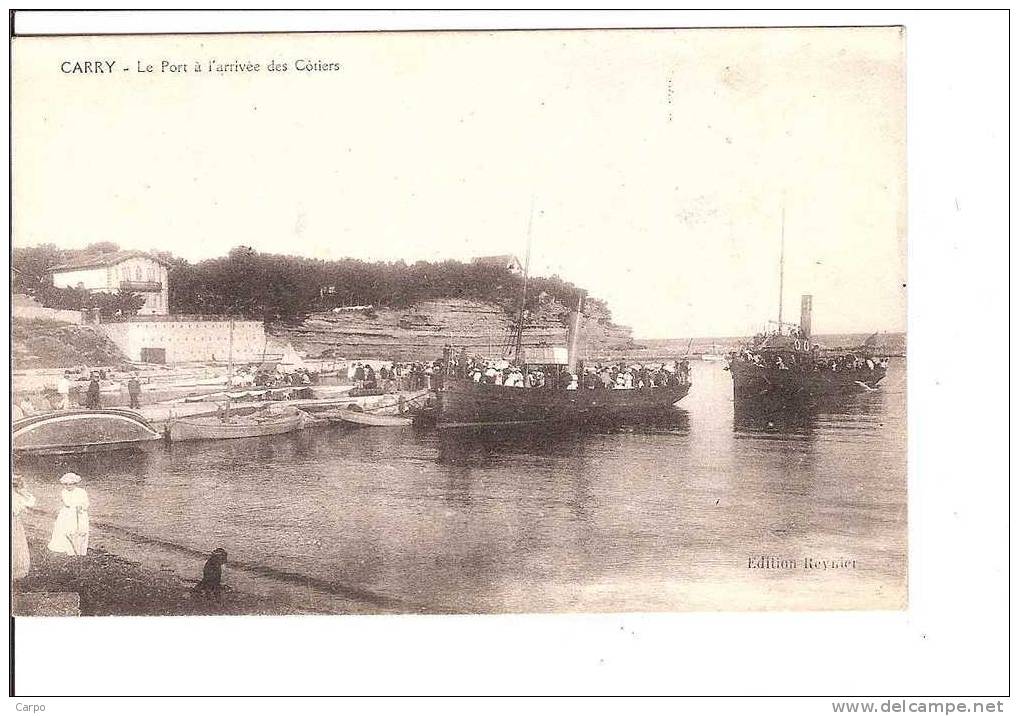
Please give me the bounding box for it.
[127,374,142,409]
[193,548,228,599]
[85,373,102,409]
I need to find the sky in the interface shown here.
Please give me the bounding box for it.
[13,28,905,338]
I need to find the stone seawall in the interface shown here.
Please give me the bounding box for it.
[270,298,636,362]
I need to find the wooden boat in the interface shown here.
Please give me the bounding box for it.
[437,376,690,428]
[168,407,313,442]
[13,409,162,455]
[434,267,690,428]
[318,408,413,427]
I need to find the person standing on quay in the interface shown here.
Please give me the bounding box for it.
[12,475,37,580]
[57,371,72,410]
[127,373,142,409]
[47,473,90,557]
[85,373,101,409]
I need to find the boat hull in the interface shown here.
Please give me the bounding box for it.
[436,378,691,428]
[301,388,432,416]
[729,361,887,404]
[319,408,414,427]
[168,411,308,442]
[12,409,162,455]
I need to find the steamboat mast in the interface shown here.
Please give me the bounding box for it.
[777,205,785,330]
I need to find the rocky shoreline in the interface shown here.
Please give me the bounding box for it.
[14,521,299,617]
[13,512,428,617]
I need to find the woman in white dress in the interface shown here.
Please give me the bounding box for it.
[12,475,37,579]
[47,473,90,556]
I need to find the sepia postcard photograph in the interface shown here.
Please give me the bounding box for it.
[6,8,1009,706]
[10,23,908,619]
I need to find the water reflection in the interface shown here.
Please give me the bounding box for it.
[732,391,886,437]
[13,443,157,485]
[433,407,690,467]
[732,402,822,436]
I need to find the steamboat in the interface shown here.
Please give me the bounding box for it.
[727,211,888,405]
[726,294,888,403]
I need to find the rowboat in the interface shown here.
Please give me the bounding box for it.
[13,409,162,455]
[168,407,315,442]
[317,408,413,427]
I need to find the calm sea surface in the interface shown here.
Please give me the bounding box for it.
[18,359,907,613]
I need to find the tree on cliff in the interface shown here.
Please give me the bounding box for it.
[166,246,598,323]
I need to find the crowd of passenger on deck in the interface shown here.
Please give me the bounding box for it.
[731,348,889,373]
[445,351,690,391]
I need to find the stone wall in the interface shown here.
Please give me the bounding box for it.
[271,297,635,362]
[98,317,268,364]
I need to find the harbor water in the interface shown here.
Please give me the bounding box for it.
[16,359,907,613]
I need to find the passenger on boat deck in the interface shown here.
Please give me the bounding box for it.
[732,348,888,373]
[442,351,689,390]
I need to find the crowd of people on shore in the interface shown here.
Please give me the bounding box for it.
[349,361,438,392]
[447,351,691,391]
[12,370,139,418]
[248,366,318,389]
[730,349,889,373]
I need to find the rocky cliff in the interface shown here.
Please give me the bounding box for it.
[269,297,636,362]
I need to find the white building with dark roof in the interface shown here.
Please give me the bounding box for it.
[471,254,523,275]
[49,250,170,315]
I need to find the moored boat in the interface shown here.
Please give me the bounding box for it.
[168,406,314,442]
[13,409,162,455]
[300,388,432,416]
[317,408,414,427]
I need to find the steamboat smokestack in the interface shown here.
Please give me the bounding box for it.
[800,294,812,340]
[567,291,586,374]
